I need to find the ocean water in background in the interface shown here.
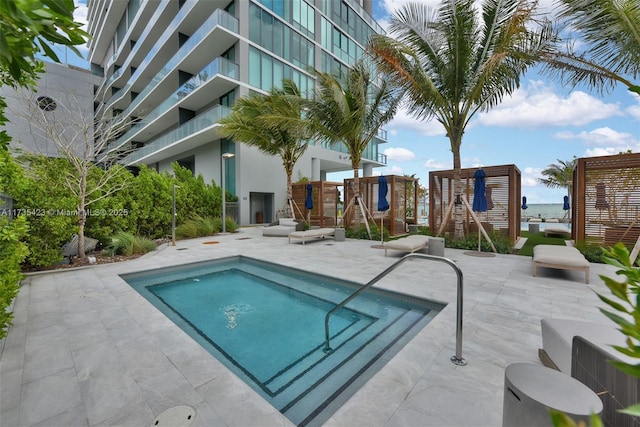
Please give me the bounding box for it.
[521,203,567,221]
[521,203,571,231]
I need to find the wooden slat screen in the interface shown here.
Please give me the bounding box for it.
[574,153,640,246]
[429,164,521,243]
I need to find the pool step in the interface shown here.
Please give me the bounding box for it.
[278,309,428,425]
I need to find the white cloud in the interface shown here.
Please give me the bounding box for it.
[584,147,621,157]
[555,127,639,147]
[74,0,89,28]
[386,107,446,136]
[424,159,450,169]
[383,147,415,161]
[627,100,640,121]
[521,167,543,187]
[385,164,405,175]
[476,81,623,128]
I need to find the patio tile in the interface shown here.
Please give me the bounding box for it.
[0,228,620,427]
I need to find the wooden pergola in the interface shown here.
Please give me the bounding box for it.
[291,181,342,227]
[343,175,419,236]
[573,153,640,246]
[429,164,521,243]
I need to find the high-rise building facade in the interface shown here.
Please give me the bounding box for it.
[87,0,386,225]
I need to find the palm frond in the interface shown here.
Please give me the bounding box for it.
[556,0,640,77]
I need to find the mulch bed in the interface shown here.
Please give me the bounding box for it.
[21,252,144,273]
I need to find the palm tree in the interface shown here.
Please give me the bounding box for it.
[368,0,554,240]
[218,80,310,219]
[307,60,401,234]
[541,0,640,95]
[537,158,576,195]
[538,158,576,219]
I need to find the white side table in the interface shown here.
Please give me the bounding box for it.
[502,363,602,426]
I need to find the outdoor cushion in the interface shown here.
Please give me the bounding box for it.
[288,228,335,244]
[540,318,630,373]
[383,235,430,257]
[532,244,590,283]
[544,225,571,237]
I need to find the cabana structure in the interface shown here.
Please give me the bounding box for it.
[429,164,521,243]
[291,181,342,227]
[343,175,419,236]
[573,153,640,246]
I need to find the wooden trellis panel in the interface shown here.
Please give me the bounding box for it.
[343,175,419,236]
[291,181,341,227]
[429,164,521,243]
[573,153,640,246]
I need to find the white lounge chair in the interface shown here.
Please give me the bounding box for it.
[383,235,430,257]
[288,228,336,244]
[544,225,571,237]
[532,244,590,283]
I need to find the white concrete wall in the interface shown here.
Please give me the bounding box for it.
[2,62,98,158]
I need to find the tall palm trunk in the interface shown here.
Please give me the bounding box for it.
[452,149,464,241]
[351,167,361,227]
[449,122,465,240]
[286,171,294,218]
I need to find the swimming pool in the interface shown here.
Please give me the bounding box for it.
[122,256,444,426]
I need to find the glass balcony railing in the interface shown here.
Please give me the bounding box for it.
[100,7,238,114]
[124,104,231,164]
[106,56,239,153]
[99,0,173,97]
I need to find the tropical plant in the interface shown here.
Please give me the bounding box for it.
[0,216,28,339]
[0,0,88,88]
[219,80,310,219]
[538,158,576,218]
[107,231,156,256]
[541,0,640,95]
[368,0,554,240]
[9,88,139,259]
[308,60,401,234]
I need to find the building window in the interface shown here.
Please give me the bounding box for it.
[37,96,57,111]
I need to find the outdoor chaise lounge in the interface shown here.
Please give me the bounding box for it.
[262,218,303,237]
[288,228,335,244]
[539,318,640,427]
[532,244,590,283]
[383,235,430,257]
[544,225,571,237]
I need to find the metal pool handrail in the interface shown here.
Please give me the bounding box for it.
[322,253,467,366]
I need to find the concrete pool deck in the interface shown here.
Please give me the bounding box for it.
[0,227,618,426]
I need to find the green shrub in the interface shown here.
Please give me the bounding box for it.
[444,231,512,254]
[224,217,238,233]
[107,231,156,256]
[0,216,29,339]
[176,215,221,238]
[574,242,605,263]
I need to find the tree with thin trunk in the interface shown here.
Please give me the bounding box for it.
[219,80,310,219]
[9,89,136,258]
[307,60,401,233]
[369,0,554,240]
[537,157,576,220]
[537,158,576,197]
[541,0,640,95]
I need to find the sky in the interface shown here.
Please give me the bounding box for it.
[330,0,640,204]
[66,0,639,205]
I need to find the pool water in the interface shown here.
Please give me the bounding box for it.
[122,256,443,426]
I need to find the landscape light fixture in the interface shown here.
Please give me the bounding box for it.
[172,184,180,246]
[221,153,235,233]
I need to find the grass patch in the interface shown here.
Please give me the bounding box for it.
[517,230,568,256]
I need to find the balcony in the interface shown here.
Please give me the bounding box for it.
[104,56,239,156]
[98,7,238,115]
[123,105,231,165]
